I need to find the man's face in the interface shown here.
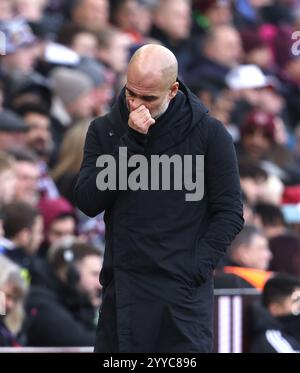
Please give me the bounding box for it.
[14,161,39,205]
[67,92,94,120]
[156,0,191,41]
[73,0,109,32]
[1,281,23,315]
[24,112,52,157]
[106,34,130,73]
[126,71,178,120]
[242,129,273,161]
[240,176,267,205]
[241,234,273,270]
[270,288,300,317]
[4,45,38,73]
[47,217,76,246]
[207,29,242,68]
[76,255,102,307]
[72,32,98,58]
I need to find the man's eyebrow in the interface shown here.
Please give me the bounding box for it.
[126,86,158,100]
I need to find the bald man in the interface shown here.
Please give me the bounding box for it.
[75,45,244,353]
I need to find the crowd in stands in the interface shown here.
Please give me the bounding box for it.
[1,0,300,352]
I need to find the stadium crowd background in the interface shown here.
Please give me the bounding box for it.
[1,0,300,352]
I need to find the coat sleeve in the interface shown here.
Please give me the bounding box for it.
[74,119,148,217]
[196,117,244,282]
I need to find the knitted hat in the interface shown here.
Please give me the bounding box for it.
[51,68,93,105]
[241,110,276,141]
[39,197,76,233]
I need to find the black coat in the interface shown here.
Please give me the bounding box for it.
[74,82,244,352]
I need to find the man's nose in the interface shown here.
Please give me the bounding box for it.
[128,98,143,112]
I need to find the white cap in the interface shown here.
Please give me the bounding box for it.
[225,64,275,90]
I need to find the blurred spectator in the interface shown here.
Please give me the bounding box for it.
[150,0,196,77]
[77,58,114,116]
[0,111,28,151]
[48,240,103,307]
[70,0,109,33]
[240,28,274,72]
[215,225,273,290]
[192,0,233,36]
[51,67,94,127]
[255,202,287,239]
[187,25,243,90]
[15,103,53,162]
[96,26,131,84]
[14,0,47,23]
[239,161,268,205]
[1,202,43,270]
[38,197,76,258]
[250,274,300,353]
[26,241,102,346]
[0,256,28,347]
[0,151,16,207]
[269,234,300,278]
[238,109,293,170]
[52,122,89,204]
[10,149,40,206]
[56,23,98,59]
[110,0,156,43]
[0,18,40,78]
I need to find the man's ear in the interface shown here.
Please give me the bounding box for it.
[169,82,179,100]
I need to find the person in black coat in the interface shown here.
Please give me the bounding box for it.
[250,274,300,353]
[74,44,244,353]
[25,245,100,347]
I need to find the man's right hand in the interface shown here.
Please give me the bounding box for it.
[128,101,156,135]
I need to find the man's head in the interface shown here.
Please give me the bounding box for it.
[16,103,53,158]
[194,0,232,27]
[73,244,103,307]
[262,274,300,317]
[0,18,39,73]
[56,23,98,59]
[126,44,179,119]
[97,27,131,74]
[228,225,272,270]
[0,111,28,151]
[203,25,243,68]
[39,197,76,247]
[241,110,276,161]
[71,0,109,33]
[49,242,103,307]
[2,201,43,255]
[239,161,268,205]
[153,0,191,42]
[254,203,287,239]
[51,68,94,120]
[10,148,39,206]
[0,256,27,333]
